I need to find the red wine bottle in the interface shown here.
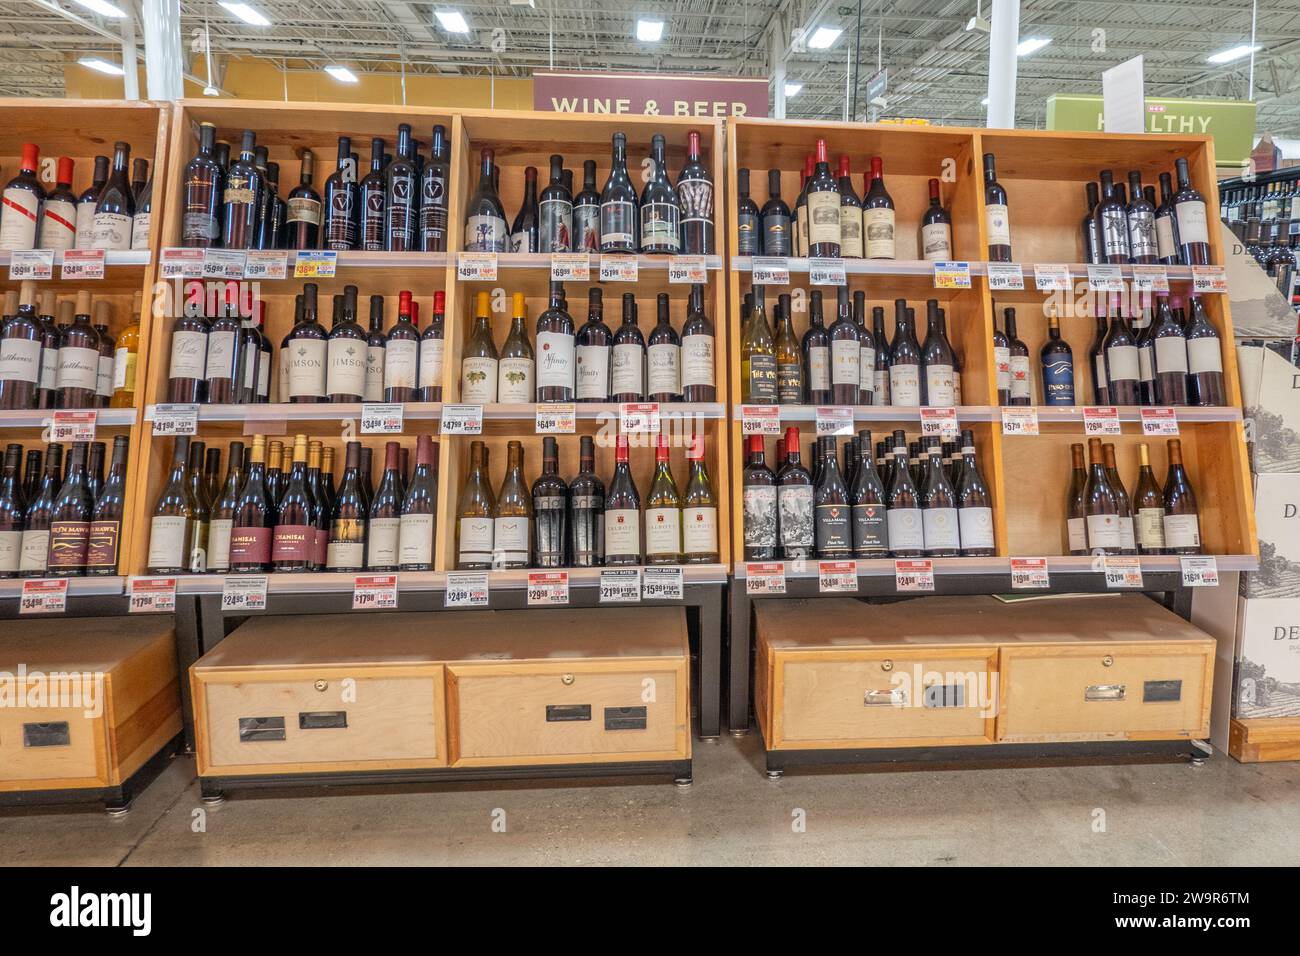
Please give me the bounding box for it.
[532,436,568,568]
[610,293,646,402]
[204,281,244,404]
[828,285,860,406]
[326,441,367,572]
[46,441,93,576]
[983,153,1011,261]
[568,435,605,567]
[271,435,314,571]
[326,284,366,403]
[640,134,681,254]
[742,434,777,561]
[385,124,417,252]
[0,143,44,251]
[1172,158,1210,265]
[603,434,641,565]
[678,129,714,255]
[38,156,77,251]
[0,443,24,578]
[862,157,896,259]
[805,139,841,258]
[1184,296,1225,406]
[0,280,41,409]
[323,136,357,251]
[398,434,438,571]
[56,291,102,410]
[222,131,261,249]
[416,290,445,401]
[802,290,831,404]
[776,426,813,560]
[182,122,223,247]
[600,133,639,254]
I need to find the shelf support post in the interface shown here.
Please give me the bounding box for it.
[985,0,1020,129]
[142,0,184,100]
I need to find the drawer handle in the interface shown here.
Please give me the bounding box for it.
[560,673,575,686]
[880,660,893,672]
[604,706,647,731]
[238,716,286,741]
[1102,656,1114,667]
[23,722,70,748]
[545,704,591,722]
[1084,684,1126,702]
[314,680,329,692]
[865,688,907,707]
[299,711,348,730]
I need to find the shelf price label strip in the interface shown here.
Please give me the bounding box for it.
[441,404,483,435]
[19,579,68,615]
[8,249,54,281]
[741,405,782,436]
[361,402,404,434]
[527,570,569,606]
[52,410,96,443]
[353,574,398,610]
[550,253,590,281]
[895,559,935,592]
[128,577,176,613]
[222,574,268,611]
[535,402,575,434]
[642,566,684,600]
[151,403,199,437]
[818,560,857,593]
[1083,406,1121,436]
[1001,406,1039,436]
[60,249,105,280]
[1181,556,1218,587]
[1010,557,1050,590]
[1103,556,1144,589]
[1140,407,1179,436]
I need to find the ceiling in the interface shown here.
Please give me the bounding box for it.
[5,0,1300,134]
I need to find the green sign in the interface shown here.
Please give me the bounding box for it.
[1046,94,1256,166]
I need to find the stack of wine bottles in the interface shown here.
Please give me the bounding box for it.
[742,426,994,561]
[146,433,439,574]
[180,123,451,253]
[1080,160,1212,266]
[741,288,961,407]
[459,284,714,404]
[0,437,130,578]
[0,283,140,410]
[166,283,446,405]
[463,131,714,255]
[457,433,719,570]
[0,141,151,252]
[1065,437,1201,556]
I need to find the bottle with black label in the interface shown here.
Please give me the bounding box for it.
[573,160,601,253]
[600,133,638,254]
[849,429,888,557]
[1039,303,1075,406]
[760,169,792,255]
[510,166,540,253]
[1081,181,1101,264]
[45,441,93,576]
[813,437,851,559]
[1094,169,1130,264]
[1126,170,1158,264]
[531,436,568,568]
[538,154,573,253]
[419,125,450,252]
[221,131,261,250]
[568,435,604,567]
[741,286,778,404]
[385,124,417,252]
[735,168,761,256]
[359,137,387,252]
[640,134,681,254]
[322,136,358,251]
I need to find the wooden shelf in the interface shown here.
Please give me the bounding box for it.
[732,555,1259,578]
[0,408,137,429]
[731,256,1212,283]
[0,576,128,598]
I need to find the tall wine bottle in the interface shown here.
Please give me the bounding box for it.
[955,432,995,557]
[384,124,417,252]
[324,441,367,571]
[600,133,638,254]
[828,286,860,406]
[862,157,896,259]
[742,434,777,561]
[568,435,605,567]
[1103,442,1137,554]
[0,444,24,577]
[604,434,641,565]
[532,436,568,568]
[776,427,813,560]
[1162,438,1201,555]
[1040,303,1075,405]
[610,293,646,403]
[802,290,831,405]
[983,153,1011,261]
[1066,442,1089,555]
[323,136,358,251]
[888,299,922,406]
[640,134,681,254]
[644,435,681,565]
[575,288,612,402]
[456,439,495,570]
[221,131,261,249]
[491,440,530,569]
[647,292,681,403]
[885,433,924,558]
[271,435,314,572]
[1133,443,1166,555]
[919,438,960,558]
[678,130,714,255]
[1083,437,1122,555]
[207,440,244,573]
[147,437,197,574]
[1184,297,1225,406]
[510,166,540,253]
[464,147,509,252]
[365,442,402,571]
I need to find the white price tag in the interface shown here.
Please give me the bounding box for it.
[986,262,1025,290]
[642,566,684,600]
[741,404,782,436]
[203,248,247,279]
[933,261,971,289]
[244,250,288,280]
[19,579,68,614]
[128,577,177,613]
[1180,556,1219,587]
[750,256,790,285]
[1140,407,1179,436]
[619,402,660,434]
[1103,556,1144,589]
[1131,264,1169,292]
[919,406,959,437]
[352,573,398,610]
[221,574,268,611]
[160,247,204,279]
[818,560,858,593]
[1191,265,1228,293]
[445,571,489,608]
[1001,406,1039,436]
[599,255,638,282]
[668,255,707,283]
[1083,406,1122,436]
[895,559,935,592]
[51,410,96,442]
[527,570,569,606]
[745,562,786,595]
[599,567,642,603]
[550,252,590,281]
[8,249,54,280]
[535,402,576,434]
[1033,264,1072,291]
[151,403,199,437]
[808,257,846,286]
[815,406,854,437]
[1086,264,1124,293]
[60,249,105,280]
[1009,558,1050,590]
[294,250,338,278]
[361,402,404,434]
[440,404,483,434]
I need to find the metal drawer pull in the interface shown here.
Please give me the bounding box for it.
[238,716,286,741]
[604,706,647,731]
[545,704,591,722]
[1144,680,1183,703]
[864,688,907,707]
[298,711,348,730]
[1084,684,1126,702]
[23,722,70,747]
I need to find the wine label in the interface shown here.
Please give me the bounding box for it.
[278,347,290,403]
[416,338,442,390]
[775,484,812,550]
[287,338,327,398]
[645,507,681,557]
[57,345,100,393]
[604,508,640,559]
[863,207,896,258]
[640,201,681,251]
[19,529,49,573]
[873,368,890,404]
[91,211,132,251]
[38,199,77,250]
[1067,516,1088,551]
[985,203,1010,247]
[365,345,385,402]
[683,506,718,555]
[147,515,188,568]
[113,346,136,392]
[39,345,56,391]
[0,336,40,383]
[1128,210,1157,259]
[0,187,39,249]
[460,355,498,403]
[271,523,315,564]
[831,339,860,386]
[922,507,960,551]
[286,196,321,227]
[681,334,713,389]
[839,206,864,257]
[1106,344,1140,383]
[1163,513,1201,549]
[0,529,20,572]
[536,331,575,390]
[858,344,876,394]
[1085,512,1123,550]
[1099,208,1129,258]
[886,507,924,551]
[539,197,572,253]
[921,221,952,261]
[958,506,995,550]
[575,344,610,399]
[852,502,888,552]
[611,343,644,396]
[396,512,434,566]
[1041,353,1074,404]
[1188,338,1223,374]
[326,538,365,570]
[762,213,791,255]
[744,486,778,548]
[1119,515,1136,552]
[465,213,509,252]
[991,345,1010,395]
[1155,214,1177,260]
[1155,336,1189,374]
[574,205,600,252]
[1175,200,1209,245]
[327,337,367,397]
[1137,507,1165,550]
[679,173,713,231]
[802,191,837,248]
[807,345,829,391]
[204,329,237,381]
[257,350,271,400]
[367,517,400,567]
[1138,342,1155,385]
[815,502,852,554]
[1094,352,1109,388]
[599,199,637,249]
[231,526,272,566]
[889,363,921,406]
[925,364,956,406]
[131,211,151,251]
[498,356,535,403]
[457,515,493,566]
[47,520,90,569]
[96,354,113,398]
[647,343,680,396]
[1009,355,1031,401]
[75,201,97,249]
[207,518,233,572]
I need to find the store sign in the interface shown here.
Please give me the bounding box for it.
[534,71,769,117]
[1046,94,1256,166]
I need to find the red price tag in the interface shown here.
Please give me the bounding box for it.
[128,577,177,612]
[619,402,660,433]
[1191,265,1227,293]
[352,574,398,610]
[920,406,958,437]
[527,571,569,606]
[745,562,786,595]
[818,560,857,592]
[1140,407,1179,435]
[895,559,935,592]
[741,405,781,436]
[51,410,96,442]
[1083,406,1122,436]
[60,249,105,280]
[19,579,67,614]
[1009,558,1050,589]
[1001,407,1039,436]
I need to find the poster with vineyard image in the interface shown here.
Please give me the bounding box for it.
[1234,597,1300,719]
[1238,342,1300,475]
[1241,474,1300,599]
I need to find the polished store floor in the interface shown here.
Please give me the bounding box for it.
[4,736,1299,866]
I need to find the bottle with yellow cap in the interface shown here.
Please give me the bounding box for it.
[497,292,534,403]
[460,290,499,403]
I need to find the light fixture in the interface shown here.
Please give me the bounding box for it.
[218,2,271,26]
[807,26,843,49]
[1207,44,1261,64]
[203,86,221,97]
[435,10,470,33]
[1016,37,1051,57]
[70,0,127,18]
[78,56,124,75]
[636,19,665,42]
[784,82,803,98]
[966,0,989,32]
[324,65,359,83]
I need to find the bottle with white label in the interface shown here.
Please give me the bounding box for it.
[460,290,499,403]
[680,283,715,402]
[147,436,198,574]
[0,444,24,577]
[1132,442,1166,555]
[802,290,832,404]
[0,142,44,251]
[646,292,681,403]
[365,441,403,571]
[56,291,102,409]
[91,141,135,251]
[682,433,719,563]
[326,284,367,403]
[0,281,42,410]
[490,439,530,569]
[1172,157,1210,266]
[920,299,956,407]
[954,433,995,556]
[1103,442,1137,554]
[398,434,439,571]
[921,178,952,261]
[363,293,388,403]
[37,156,77,251]
[575,287,612,402]
[1082,437,1122,554]
[1066,442,1089,554]
[862,157,896,259]
[1185,296,1226,406]
[1162,438,1201,555]
[604,434,642,565]
[131,161,152,251]
[535,280,575,401]
[206,440,244,573]
[497,293,535,404]
[91,304,115,409]
[286,282,328,403]
[1102,301,1141,405]
[887,299,922,406]
[167,285,210,403]
[203,283,244,404]
[644,434,681,565]
[74,155,107,250]
[456,439,495,570]
[1004,307,1032,406]
[415,290,445,402]
[983,152,1011,261]
[610,292,646,403]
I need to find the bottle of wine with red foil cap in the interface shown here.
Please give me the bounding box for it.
[921,178,952,261]
[416,290,445,402]
[604,434,642,566]
[836,156,863,258]
[776,426,813,560]
[862,157,897,260]
[0,143,45,251]
[805,139,841,259]
[38,156,77,251]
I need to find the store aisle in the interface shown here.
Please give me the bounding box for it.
[3,738,1299,867]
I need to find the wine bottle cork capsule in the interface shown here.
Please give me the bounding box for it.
[3,289,19,316]
[57,299,74,326]
[18,281,35,308]
[75,290,92,316]
[94,300,112,325]
[39,290,55,316]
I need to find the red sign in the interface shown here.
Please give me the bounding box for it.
[534,71,769,118]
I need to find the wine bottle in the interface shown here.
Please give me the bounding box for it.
[1155,172,1181,265]
[1184,296,1225,406]
[535,280,575,402]
[888,299,922,406]
[323,441,367,572]
[954,433,995,556]
[354,136,386,252]
[568,434,605,567]
[464,146,509,252]
[37,156,77,251]
[1082,437,1122,554]
[1172,158,1210,265]
[677,129,714,255]
[72,154,108,250]
[326,284,366,403]
[868,306,890,405]
[794,154,813,256]
[983,153,1011,261]
[0,280,42,409]
[147,437,197,574]
[510,165,540,253]
[647,292,681,403]
[45,441,93,576]
[538,154,573,253]
[87,441,107,503]
[1152,296,1190,405]
[260,161,285,249]
[1027,302,1074,407]
[1162,438,1201,554]
[369,293,402,403]
[229,435,273,573]
[921,177,952,261]
[0,143,44,251]
[919,438,960,558]
[802,290,831,404]
[736,168,761,256]
[760,169,792,255]
[456,439,495,570]
[773,294,802,405]
[1102,300,1141,405]
[204,282,244,404]
[186,438,212,570]
[742,434,777,561]
[1081,181,1101,264]
[604,434,641,565]
[222,131,261,249]
[573,159,601,253]
[413,290,445,402]
[862,156,896,260]
[1132,301,1156,405]
[921,299,956,406]
[829,286,860,406]
[384,124,417,252]
[637,134,681,254]
[575,288,612,402]
[1094,170,1130,264]
[1132,443,1166,555]
[813,437,851,559]
[265,439,286,512]
[678,283,715,402]
[1126,170,1158,264]
[1064,442,1090,555]
[206,440,244,573]
[287,283,328,402]
[848,430,887,557]
[0,444,24,577]
[56,291,101,410]
[322,136,358,251]
[1102,442,1137,554]
[805,139,841,259]
[611,293,646,402]
[532,436,568,568]
[91,303,115,409]
[600,133,639,254]
[284,149,322,250]
[18,443,60,576]
[179,123,223,248]
[491,438,531,567]
[885,433,924,558]
[644,434,681,565]
[776,427,814,560]
[836,156,863,259]
[270,435,314,571]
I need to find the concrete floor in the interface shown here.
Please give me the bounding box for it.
[3,736,1299,866]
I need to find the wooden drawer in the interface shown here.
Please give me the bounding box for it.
[997,642,1214,743]
[447,659,690,767]
[0,707,104,786]
[193,665,446,776]
[762,648,999,750]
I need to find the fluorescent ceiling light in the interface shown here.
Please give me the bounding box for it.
[784,82,803,98]
[1207,44,1261,64]
[435,10,470,33]
[78,56,124,75]
[324,65,358,83]
[636,19,665,42]
[218,2,271,26]
[70,0,127,17]
[1016,37,1051,56]
[808,26,843,49]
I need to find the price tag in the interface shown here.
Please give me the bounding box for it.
[1009,557,1050,590]
[599,567,642,603]
[599,255,638,282]
[203,248,247,279]
[1131,264,1169,292]
[1140,407,1179,436]
[7,249,54,280]
[535,402,575,434]
[361,402,404,434]
[128,577,176,613]
[895,559,935,592]
[1086,264,1124,293]
[1103,556,1144,589]
[808,257,846,286]
[221,574,268,611]
[444,571,489,608]
[160,247,204,279]
[440,404,483,434]
[1083,406,1122,436]
[51,410,96,442]
[527,570,569,606]
[1033,263,1072,291]
[919,406,959,438]
[352,573,398,610]
[745,562,786,595]
[1001,406,1040,436]
[151,403,199,436]
[668,255,707,283]
[933,261,971,289]
[750,256,790,285]
[295,249,338,278]
[642,566,684,600]
[19,579,67,614]
[550,252,590,281]
[815,406,854,436]
[1180,556,1219,587]
[60,249,105,280]
[244,250,288,280]
[1191,265,1228,293]
[619,402,660,433]
[986,262,1024,290]
[741,404,781,436]
[818,560,858,593]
